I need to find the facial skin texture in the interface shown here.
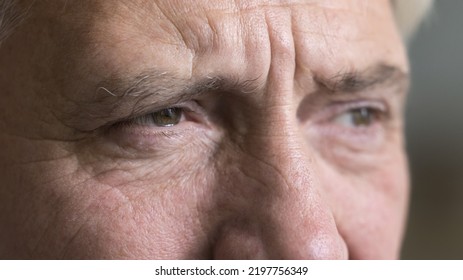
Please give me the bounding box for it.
[0,0,410,259]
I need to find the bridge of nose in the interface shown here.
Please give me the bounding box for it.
[208,108,347,259]
[177,2,349,260]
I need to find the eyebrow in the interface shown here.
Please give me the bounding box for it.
[68,63,408,130]
[316,64,409,93]
[95,71,229,107]
[87,70,260,121]
[96,63,407,103]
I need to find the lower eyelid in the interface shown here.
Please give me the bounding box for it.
[115,117,192,137]
[308,120,385,155]
[106,111,214,154]
[107,123,198,153]
[304,100,390,152]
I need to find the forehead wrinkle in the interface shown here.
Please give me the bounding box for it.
[144,0,381,18]
[54,1,404,120]
[109,0,376,38]
[83,0,391,71]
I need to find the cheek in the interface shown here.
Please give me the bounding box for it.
[48,166,218,259]
[320,150,409,259]
[12,143,220,259]
[78,160,225,259]
[6,114,224,258]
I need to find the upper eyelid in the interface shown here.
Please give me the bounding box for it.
[108,100,218,134]
[123,99,389,125]
[330,102,388,119]
[310,99,389,124]
[107,102,195,126]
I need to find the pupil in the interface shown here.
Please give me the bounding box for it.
[153,108,181,127]
[352,108,372,126]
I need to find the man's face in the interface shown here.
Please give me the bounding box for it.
[0,0,409,259]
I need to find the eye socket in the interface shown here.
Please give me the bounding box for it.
[333,107,381,128]
[135,107,183,127]
[309,102,391,155]
[103,103,214,155]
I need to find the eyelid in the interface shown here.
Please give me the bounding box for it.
[305,99,392,153]
[312,99,389,125]
[102,100,220,156]
[108,100,203,128]
[131,107,184,127]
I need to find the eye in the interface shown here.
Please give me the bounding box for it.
[135,107,183,127]
[308,101,391,156]
[333,107,381,128]
[103,102,216,155]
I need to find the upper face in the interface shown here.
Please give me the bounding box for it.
[0,0,409,259]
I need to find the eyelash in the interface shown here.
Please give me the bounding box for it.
[104,102,212,153]
[115,103,388,134]
[330,101,387,127]
[108,99,389,155]
[311,100,389,150]
[113,102,198,130]
[131,107,185,127]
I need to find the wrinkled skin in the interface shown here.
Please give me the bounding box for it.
[0,0,410,259]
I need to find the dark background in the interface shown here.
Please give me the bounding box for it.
[401,0,463,259]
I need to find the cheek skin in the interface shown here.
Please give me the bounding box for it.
[319,147,409,259]
[55,181,209,259]
[52,142,220,259]
[0,125,220,259]
[18,158,219,259]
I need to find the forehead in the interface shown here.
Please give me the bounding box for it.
[29,0,406,83]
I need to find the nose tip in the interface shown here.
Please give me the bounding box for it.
[211,133,348,259]
[211,173,348,259]
[301,231,349,260]
[210,98,349,259]
[212,212,348,259]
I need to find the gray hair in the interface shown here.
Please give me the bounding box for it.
[393,0,434,39]
[0,0,433,45]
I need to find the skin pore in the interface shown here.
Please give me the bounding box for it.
[0,0,409,259]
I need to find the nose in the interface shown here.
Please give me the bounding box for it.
[212,124,349,259]
[211,15,347,259]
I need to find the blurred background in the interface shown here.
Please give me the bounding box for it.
[401,0,463,259]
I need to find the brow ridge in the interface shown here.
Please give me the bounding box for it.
[316,64,409,93]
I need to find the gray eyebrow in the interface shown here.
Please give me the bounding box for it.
[316,64,409,93]
[96,71,218,102]
[86,70,225,121]
[97,63,407,106]
[65,63,408,131]
[93,69,262,116]
[100,64,408,107]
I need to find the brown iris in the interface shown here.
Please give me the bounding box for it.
[151,108,182,127]
[350,107,375,126]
